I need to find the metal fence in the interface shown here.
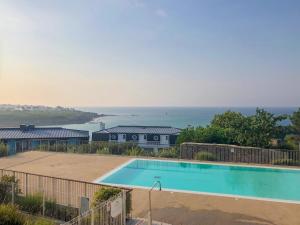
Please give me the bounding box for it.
[180,143,300,166]
[62,191,127,225]
[0,169,132,222]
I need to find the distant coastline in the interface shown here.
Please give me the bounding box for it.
[0,104,114,128]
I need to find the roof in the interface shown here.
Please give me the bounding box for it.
[94,125,181,135]
[0,127,89,140]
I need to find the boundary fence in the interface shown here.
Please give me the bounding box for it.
[180,143,300,166]
[62,191,127,225]
[0,169,132,222]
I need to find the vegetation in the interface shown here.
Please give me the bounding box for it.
[195,152,216,161]
[0,204,55,225]
[158,148,179,158]
[0,204,25,225]
[17,194,43,215]
[92,188,121,207]
[177,108,299,149]
[0,142,7,157]
[0,107,99,127]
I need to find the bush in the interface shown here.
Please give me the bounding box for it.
[0,204,25,225]
[17,194,43,214]
[30,218,55,225]
[125,147,144,156]
[271,159,300,166]
[158,148,179,158]
[0,175,18,203]
[96,147,110,154]
[195,152,216,161]
[0,142,7,157]
[92,188,121,207]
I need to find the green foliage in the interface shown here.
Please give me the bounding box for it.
[158,148,179,158]
[290,108,300,134]
[178,108,287,148]
[96,147,110,154]
[0,142,7,157]
[195,152,216,161]
[125,147,144,156]
[31,219,55,225]
[92,188,121,207]
[17,194,42,214]
[0,176,18,203]
[177,126,230,145]
[284,135,300,150]
[0,204,25,225]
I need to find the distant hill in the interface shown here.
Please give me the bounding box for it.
[0,105,100,127]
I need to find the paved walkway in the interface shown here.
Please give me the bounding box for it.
[1,151,300,225]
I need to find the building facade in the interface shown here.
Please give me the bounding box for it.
[0,125,89,155]
[92,125,181,150]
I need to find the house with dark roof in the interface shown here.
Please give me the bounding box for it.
[92,125,181,150]
[0,125,89,155]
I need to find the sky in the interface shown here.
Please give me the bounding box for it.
[0,0,299,107]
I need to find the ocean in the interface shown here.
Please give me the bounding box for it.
[60,107,297,133]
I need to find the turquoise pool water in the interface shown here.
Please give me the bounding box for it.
[97,159,300,203]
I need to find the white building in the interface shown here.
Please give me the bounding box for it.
[92,125,181,150]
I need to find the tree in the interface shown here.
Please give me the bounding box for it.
[177,126,230,145]
[290,108,300,134]
[243,109,286,148]
[211,111,246,144]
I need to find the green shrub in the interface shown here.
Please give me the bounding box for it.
[0,175,18,203]
[0,142,7,157]
[0,204,25,225]
[158,148,179,158]
[125,147,144,156]
[31,218,55,225]
[272,159,300,166]
[96,147,110,154]
[92,188,121,207]
[17,194,42,214]
[195,152,216,161]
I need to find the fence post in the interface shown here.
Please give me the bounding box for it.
[122,191,126,225]
[42,189,46,216]
[11,182,15,205]
[91,208,95,225]
[25,173,28,196]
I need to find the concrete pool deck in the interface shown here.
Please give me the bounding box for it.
[1,151,300,225]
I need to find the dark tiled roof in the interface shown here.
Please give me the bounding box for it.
[0,127,89,140]
[95,125,181,135]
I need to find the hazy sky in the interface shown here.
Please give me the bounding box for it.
[0,0,299,107]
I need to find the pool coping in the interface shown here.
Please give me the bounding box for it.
[93,158,300,205]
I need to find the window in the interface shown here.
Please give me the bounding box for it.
[132,135,137,140]
[111,134,117,140]
[153,135,159,141]
[144,134,147,139]
[166,136,169,140]
[123,134,126,139]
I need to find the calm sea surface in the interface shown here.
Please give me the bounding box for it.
[60,107,297,133]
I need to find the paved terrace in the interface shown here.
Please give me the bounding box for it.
[0,151,299,225]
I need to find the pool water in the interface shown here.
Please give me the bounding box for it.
[97,159,300,203]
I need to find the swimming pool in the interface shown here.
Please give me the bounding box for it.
[95,159,300,203]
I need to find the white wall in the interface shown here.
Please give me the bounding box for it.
[139,134,147,144]
[118,134,126,143]
[160,135,169,146]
